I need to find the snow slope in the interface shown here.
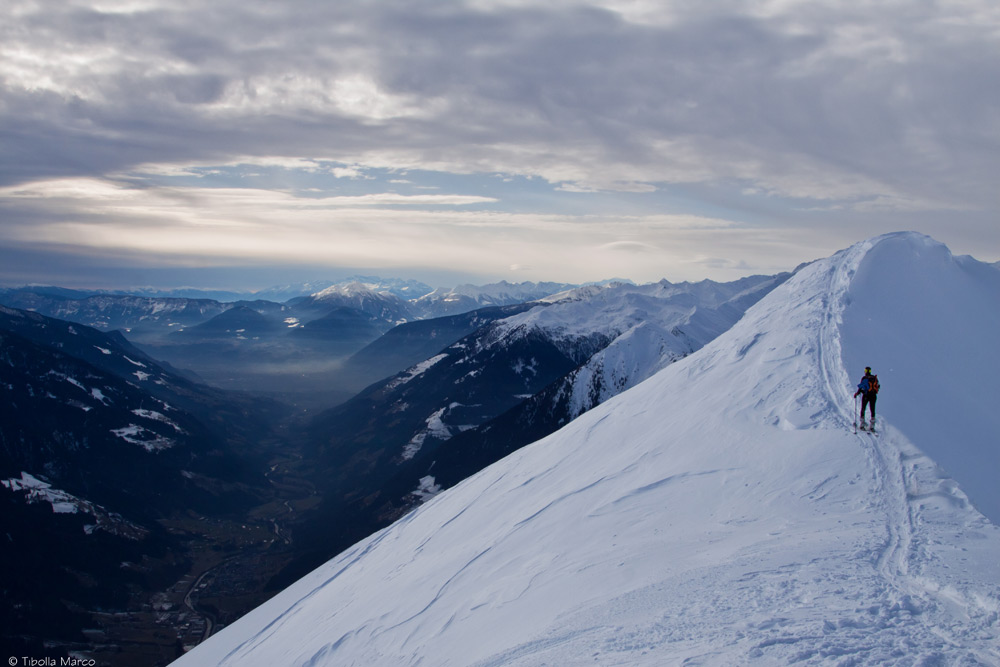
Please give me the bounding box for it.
[174,232,1000,666]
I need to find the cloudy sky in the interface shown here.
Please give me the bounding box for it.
[2,0,998,290]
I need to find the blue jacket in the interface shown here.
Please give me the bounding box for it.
[857,376,874,394]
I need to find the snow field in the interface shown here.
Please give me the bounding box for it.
[174,233,1000,667]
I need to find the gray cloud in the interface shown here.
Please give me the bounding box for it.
[2,1,996,204]
[2,0,999,285]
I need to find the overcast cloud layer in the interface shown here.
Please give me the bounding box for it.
[1,0,998,287]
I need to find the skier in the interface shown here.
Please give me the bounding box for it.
[853,367,879,431]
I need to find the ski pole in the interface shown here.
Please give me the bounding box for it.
[853,394,858,433]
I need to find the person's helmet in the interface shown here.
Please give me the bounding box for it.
[865,366,871,374]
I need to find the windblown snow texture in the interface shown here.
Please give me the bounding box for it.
[174,233,1000,666]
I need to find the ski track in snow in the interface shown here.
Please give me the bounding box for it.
[811,238,999,664]
[833,239,999,664]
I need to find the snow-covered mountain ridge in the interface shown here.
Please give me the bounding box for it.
[176,232,1000,665]
[492,275,788,419]
[408,280,578,318]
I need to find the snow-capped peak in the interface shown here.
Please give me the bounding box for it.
[536,281,622,304]
[174,232,1000,666]
[255,277,433,302]
[311,281,386,299]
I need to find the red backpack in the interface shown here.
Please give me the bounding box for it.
[868,375,879,395]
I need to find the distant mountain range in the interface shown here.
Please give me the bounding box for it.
[0,279,587,408]
[0,278,599,339]
[0,275,583,306]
